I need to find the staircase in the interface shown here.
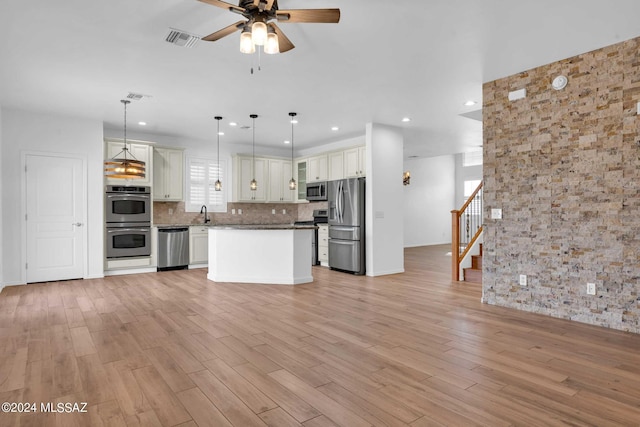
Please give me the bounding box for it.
[450,181,483,282]
[463,244,482,283]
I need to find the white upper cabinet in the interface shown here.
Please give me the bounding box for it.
[153,147,184,201]
[344,146,366,178]
[268,159,294,203]
[105,139,152,185]
[307,154,328,183]
[328,151,344,181]
[234,156,268,202]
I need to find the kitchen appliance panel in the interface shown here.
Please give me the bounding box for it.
[328,225,361,241]
[105,186,151,223]
[306,181,327,201]
[106,224,151,258]
[328,178,363,227]
[158,227,189,270]
[328,239,362,272]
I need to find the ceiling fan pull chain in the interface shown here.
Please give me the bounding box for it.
[258,45,262,71]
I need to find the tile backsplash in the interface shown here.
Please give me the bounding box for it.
[153,202,298,224]
[154,201,325,225]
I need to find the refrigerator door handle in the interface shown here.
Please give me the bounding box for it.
[338,181,344,223]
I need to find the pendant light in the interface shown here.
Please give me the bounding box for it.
[288,112,297,190]
[250,114,258,191]
[214,116,223,191]
[104,100,145,179]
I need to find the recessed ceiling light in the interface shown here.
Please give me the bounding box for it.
[138,121,147,126]
[229,122,237,126]
[331,126,339,131]
[402,117,411,122]
[464,100,477,106]
[284,140,290,144]
[218,132,224,136]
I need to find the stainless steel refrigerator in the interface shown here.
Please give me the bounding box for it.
[328,177,365,275]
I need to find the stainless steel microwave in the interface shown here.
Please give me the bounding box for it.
[306,181,328,201]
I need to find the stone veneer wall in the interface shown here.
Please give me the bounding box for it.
[483,37,640,333]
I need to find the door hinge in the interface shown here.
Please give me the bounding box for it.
[24,165,27,173]
[25,263,28,270]
[25,214,28,221]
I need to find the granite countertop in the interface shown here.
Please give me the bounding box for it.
[210,224,317,230]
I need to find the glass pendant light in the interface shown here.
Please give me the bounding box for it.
[104,100,145,179]
[239,27,255,54]
[250,114,258,191]
[214,116,222,191]
[251,20,267,46]
[264,28,279,54]
[288,112,297,190]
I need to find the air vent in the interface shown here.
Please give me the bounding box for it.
[165,28,200,48]
[126,92,152,101]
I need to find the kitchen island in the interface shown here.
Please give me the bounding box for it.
[207,224,316,285]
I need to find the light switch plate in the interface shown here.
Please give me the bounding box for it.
[491,208,502,219]
[519,274,527,286]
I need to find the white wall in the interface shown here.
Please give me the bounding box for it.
[1,108,104,285]
[365,123,404,276]
[403,155,456,247]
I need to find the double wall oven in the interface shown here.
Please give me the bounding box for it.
[105,185,151,258]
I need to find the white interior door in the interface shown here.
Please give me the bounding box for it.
[26,154,85,283]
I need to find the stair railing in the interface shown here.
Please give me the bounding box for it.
[451,181,483,281]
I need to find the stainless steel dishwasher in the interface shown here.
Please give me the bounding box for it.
[157,227,189,271]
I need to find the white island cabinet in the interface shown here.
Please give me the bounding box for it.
[207,225,315,285]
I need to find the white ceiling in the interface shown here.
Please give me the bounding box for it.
[2,0,640,158]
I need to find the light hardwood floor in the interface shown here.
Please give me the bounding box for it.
[2,245,640,426]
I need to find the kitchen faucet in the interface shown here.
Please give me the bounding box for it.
[200,205,210,223]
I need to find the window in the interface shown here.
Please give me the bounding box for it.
[464,179,482,198]
[185,157,227,213]
[462,149,483,167]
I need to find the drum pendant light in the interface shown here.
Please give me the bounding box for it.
[250,114,258,191]
[214,116,223,191]
[288,112,297,190]
[104,100,145,179]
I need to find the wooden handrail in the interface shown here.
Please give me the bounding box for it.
[451,181,483,282]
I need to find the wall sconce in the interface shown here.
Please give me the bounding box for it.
[403,171,411,186]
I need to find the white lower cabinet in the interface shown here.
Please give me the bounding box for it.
[318,224,329,266]
[189,226,209,266]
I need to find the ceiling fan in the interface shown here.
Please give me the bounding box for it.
[198,0,340,53]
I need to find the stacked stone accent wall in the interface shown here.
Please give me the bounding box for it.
[483,37,640,332]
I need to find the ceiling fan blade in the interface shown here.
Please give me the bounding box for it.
[276,9,340,23]
[269,23,294,52]
[202,20,245,42]
[198,0,246,15]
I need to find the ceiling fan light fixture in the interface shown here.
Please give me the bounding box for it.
[240,29,255,54]
[251,21,267,46]
[264,31,279,54]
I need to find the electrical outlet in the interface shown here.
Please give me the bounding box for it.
[519,274,527,286]
[238,209,243,215]
[282,209,286,215]
[272,209,276,215]
[587,283,596,295]
[231,208,236,215]
[168,208,173,215]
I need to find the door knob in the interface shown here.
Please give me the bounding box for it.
[73,222,84,226]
